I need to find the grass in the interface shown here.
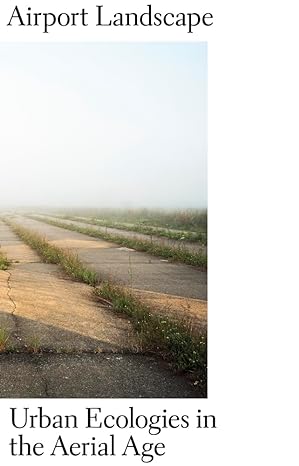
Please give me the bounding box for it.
[26,335,42,354]
[57,214,207,245]
[31,216,207,269]
[0,327,10,351]
[0,249,10,270]
[5,219,207,382]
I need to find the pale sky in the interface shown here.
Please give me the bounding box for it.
[0,42,207,208]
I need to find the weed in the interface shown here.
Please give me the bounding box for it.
[27,335,41,354]
[0,327,10,351]
[0,250,10,270]
[95,282,207,376]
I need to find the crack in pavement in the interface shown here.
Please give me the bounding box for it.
[5,270,23,344]
[6,270,16,314]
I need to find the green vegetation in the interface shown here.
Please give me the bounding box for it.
[6,219,207,380]
[31,216,207,269]
[0,249,10,270]
[46,207,207,232]
[58,214,207,245]
[27,335,42,354]
[6,221,97,286]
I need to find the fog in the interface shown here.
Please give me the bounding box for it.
[0,42,207,209]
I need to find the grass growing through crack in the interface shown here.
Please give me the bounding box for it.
[5,219,207,379]
[5,221,97,286]
[95,282,207,379]
[31,216,207,269]
[0,250,10,270]
[26,335,42,354]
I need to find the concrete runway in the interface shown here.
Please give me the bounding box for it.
[0,221,205,398]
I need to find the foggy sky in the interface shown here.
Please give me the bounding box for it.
[0,42,207,209]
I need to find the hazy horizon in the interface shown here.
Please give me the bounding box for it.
[0,42,207,209]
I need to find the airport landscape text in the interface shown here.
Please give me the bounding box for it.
[6,4,214,34]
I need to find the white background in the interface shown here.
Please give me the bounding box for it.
[0,0,299,464]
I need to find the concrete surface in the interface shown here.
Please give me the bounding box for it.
[13,216,207,301]
[0,222,134,353]
[0,353,200,398]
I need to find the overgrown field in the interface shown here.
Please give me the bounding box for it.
[41,208,207,231]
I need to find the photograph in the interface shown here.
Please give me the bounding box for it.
[0,42,207,398]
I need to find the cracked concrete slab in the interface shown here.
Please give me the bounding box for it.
[0,222,135,353]
[12,216,208,302]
